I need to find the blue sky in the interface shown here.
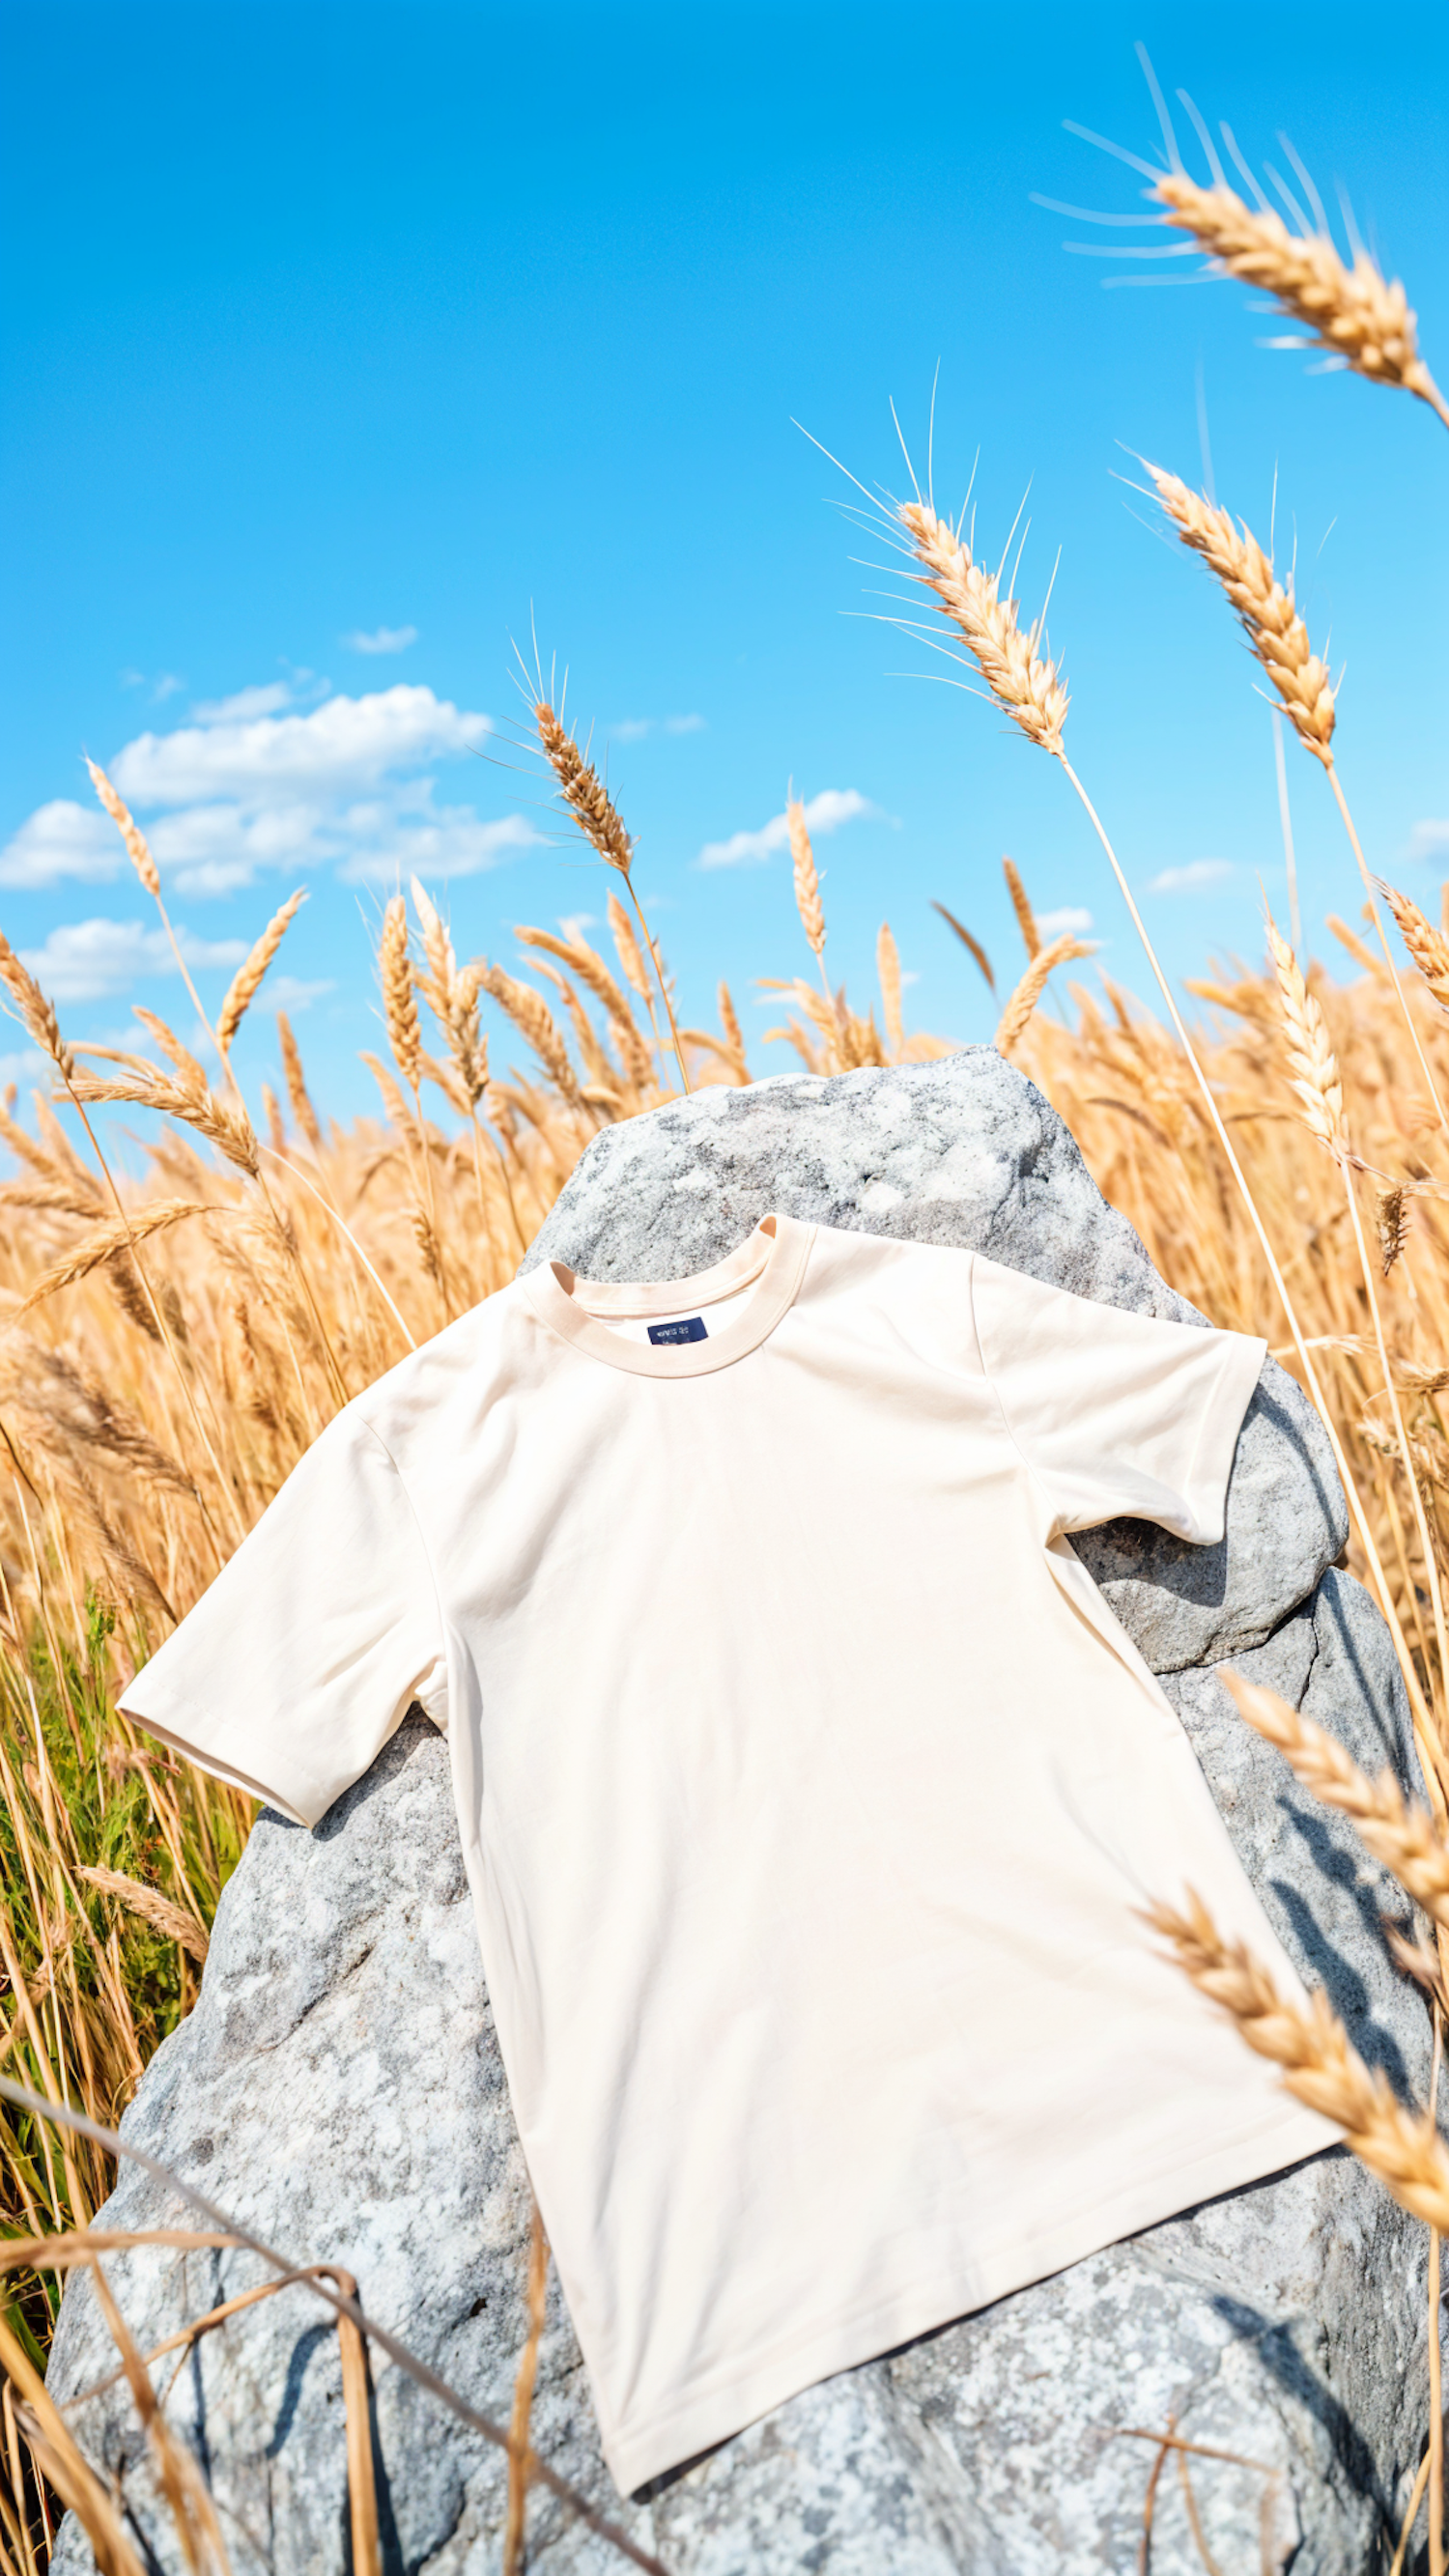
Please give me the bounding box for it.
[2,0,1446,1117]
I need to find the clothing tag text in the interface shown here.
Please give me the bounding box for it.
[648,1316,708,1346]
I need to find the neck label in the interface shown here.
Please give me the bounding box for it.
[647,1316,708,1346]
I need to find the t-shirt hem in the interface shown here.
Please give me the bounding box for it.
[597,2095,1335,2495]
[116,1689,325,1828]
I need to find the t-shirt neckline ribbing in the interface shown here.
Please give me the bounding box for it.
[520,1212,815,1377]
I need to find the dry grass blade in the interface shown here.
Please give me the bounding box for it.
[1264,917,1346,1149]
[88,2259,230,2576]
[1221,1671,1449,1931]
[503,2201,550,2576]
[1147,468,1335,766]
[930,899,995,993]
[0,932,73,1085]
[85,761,160,898]
[996,934,1094,1054]
[1380,881,1449,1010]
[1153,172,1449,432]
[76,1868,209,1965]
[215,892,305,1057]
[1147,1888,1449,2230]
[313,2268,380,2576]
[14,1202,215,1316]
[898,499,1069,753]
[0,2308,146,2576]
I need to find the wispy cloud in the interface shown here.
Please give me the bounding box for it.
[0,1046,46,1090]
[1149,859,1236,895]
[254,974,335,1017]
[190,681,298,725]
[1037,905,1094,938]
[611,714,707,745]
[19,919,246,1005]
[1408,820,1449,863]
[2,679,540,920]
[0,801,123,891]
[697,787,873,871]
[342,625,418,655]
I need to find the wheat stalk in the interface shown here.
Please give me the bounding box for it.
[1148,1887,1449,2231]
[215,891,305,1057]
[276,1012,325,1154]
[481,967,582,1104]
[1146,469,1335,766]
[1381,881,1449,1011]
[996,933,1094,1054]
[1264,913,1346,1150]
[534,700,690,1091]
[379,896,421,1090]
[84,759,160,897]
[1378,1184,1413,1278]
[0,929,74,1083]
[898,500,1069,753]
[76,1868,209,1965]
[1153,173,1449,434]
[15,1202,216,1316]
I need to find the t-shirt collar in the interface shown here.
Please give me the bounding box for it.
[518,1212,815,1377]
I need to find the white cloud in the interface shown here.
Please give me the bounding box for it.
[191,681,296,724]
[611,714,707,744]
[697,787,873,871]
[1037,905,1094,938]
[152,673,185,702]
[112,684,487,806]
[1408,820,1449,863]
[19,920,247,1005]
[0,1046,46,1091]
[6,680,534,910]
[1149,860,1236,895]
[254,975,334,1017]
[343,625,418,655]
[337,800,540,885]
[0,800,122,890]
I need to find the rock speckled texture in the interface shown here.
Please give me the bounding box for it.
[50,1057,1433,2573]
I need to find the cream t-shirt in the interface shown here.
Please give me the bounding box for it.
[120,1215,1336,2493]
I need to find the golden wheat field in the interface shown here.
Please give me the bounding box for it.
[1,134,1448,2576]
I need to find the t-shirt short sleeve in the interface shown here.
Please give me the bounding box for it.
[969,1253,1266,1545]
[118,1406,444,1828]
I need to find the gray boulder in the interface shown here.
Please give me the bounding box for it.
[49,1055,1435,2574]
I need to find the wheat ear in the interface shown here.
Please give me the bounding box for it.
[1264,915,1346,1149]
[0,929,74,1083]
[1003,857,1040,958]
[1378,1185,1412,1279]
[1148,1888,1449,2231]
[1150,470,1447,1129]
[898,501,1069,753]
[1381,881,1449,1011]
[996,933,1094,1054]
[1146,469,1335,764]
[276,1012,325,1154]
[884,438,1429,1734]
[535,700,690,1090]
[1153,173,1449,434]
[216,890,305,1057]
[481,967,581,1104]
